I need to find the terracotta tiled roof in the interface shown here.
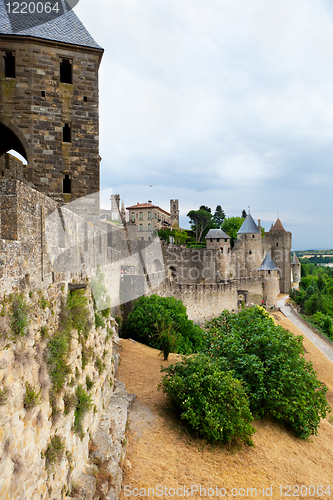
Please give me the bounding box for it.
[126,203,170,216]
[270,218,285,231]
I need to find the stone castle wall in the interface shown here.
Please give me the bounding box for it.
[0,153,25,182]
[154,277,263,324]
[0,179,122,311]
[0,282,128,499]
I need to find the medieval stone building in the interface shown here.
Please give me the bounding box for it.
[0,3,103,206]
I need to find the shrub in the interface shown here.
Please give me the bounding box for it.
[0,385,8,406]
[24,382,41,410]
[74,385,93,438]
[47,332,71,391]
[44,435,65,469]
[10,294,30,337]
[82,345,94,370]
[160,354,255,445]
[95,356,105,375]
[49,391,62,423]
[47,290,90,391]
[122,295,203,355]
[203,306,330,439]
[95,313,105,329]
[63,392,77,415]
[86,376,95,391]
[40,326,49,339]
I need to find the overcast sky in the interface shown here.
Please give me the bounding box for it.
[75,0,333,250]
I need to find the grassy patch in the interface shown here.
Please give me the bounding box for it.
[74,385,93,438]
[44,435,65,469]
[10,294,30,338]
[24,382,41,410]
[0,386,8,406]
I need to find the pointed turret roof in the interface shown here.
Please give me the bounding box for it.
[206,229,230,239]
[237,213,261,234]
[291,252,300,265]
[0,0,102,49]
[258,252,278,271]
[270,218,285,232]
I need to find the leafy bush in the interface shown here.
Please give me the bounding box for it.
[86,375,95,391]
[10,294,30,337]
[95,313,105,329]
[24,382,41,410]
[122,295,203,356]
[95,356,105,375]
[0,385,8,406]
[203,306,330,439]
[47,289,90,391]
[160,354,255,445]
[44,435,65,469]
[74,385,93,438]
[63,392,77,415]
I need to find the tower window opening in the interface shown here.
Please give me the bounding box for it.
[63,123,71,143]
[41,90,46,98]
[63,175,71,194]
[276,242,279,247]
[4,52,15,78]
[84,96,88,102]
[60,58,72,84]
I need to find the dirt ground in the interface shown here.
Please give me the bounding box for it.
[117,311,333,500]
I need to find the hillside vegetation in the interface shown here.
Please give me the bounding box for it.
[290,261,333,338]
[122,298,331,444]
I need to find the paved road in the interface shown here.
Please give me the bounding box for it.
[277,295,333,363]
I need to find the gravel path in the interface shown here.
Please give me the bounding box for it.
[277,295,333,363]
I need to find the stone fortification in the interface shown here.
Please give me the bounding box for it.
[152,276,263,325]
[0,35,102,207]
[0,281,133,499]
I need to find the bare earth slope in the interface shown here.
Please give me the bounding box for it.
[118,313,333,500]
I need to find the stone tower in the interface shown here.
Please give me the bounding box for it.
[258,251,280,306]
[170,199,179,226]
[291,252,301,283]
[264,218,291,293]
[0,3,103,205]
[234,213,263,278]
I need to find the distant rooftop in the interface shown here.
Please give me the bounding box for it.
[126,202,170,217]
[270,218,285,232]
[258,252,279,271]
[291,252,301,265]
[206,229,230,239]
[0,0,102,50]
[237,213,261,234]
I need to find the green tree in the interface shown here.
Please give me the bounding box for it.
[187,209,214,242]
[160,354,255,445]
[242,209,247,218]
[158,227,188,245]
[221,216,244,245]
[213,205,226,228]
[199,205,211,213]
[121,295,203,355]
[203,307,330,439]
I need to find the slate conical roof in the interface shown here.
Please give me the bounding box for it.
[237,213,261,234]
[291,252,300,265]
[0,0,102,49]
[270,218,285,232]
[206,229,230,239]
[258,252,278,271]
